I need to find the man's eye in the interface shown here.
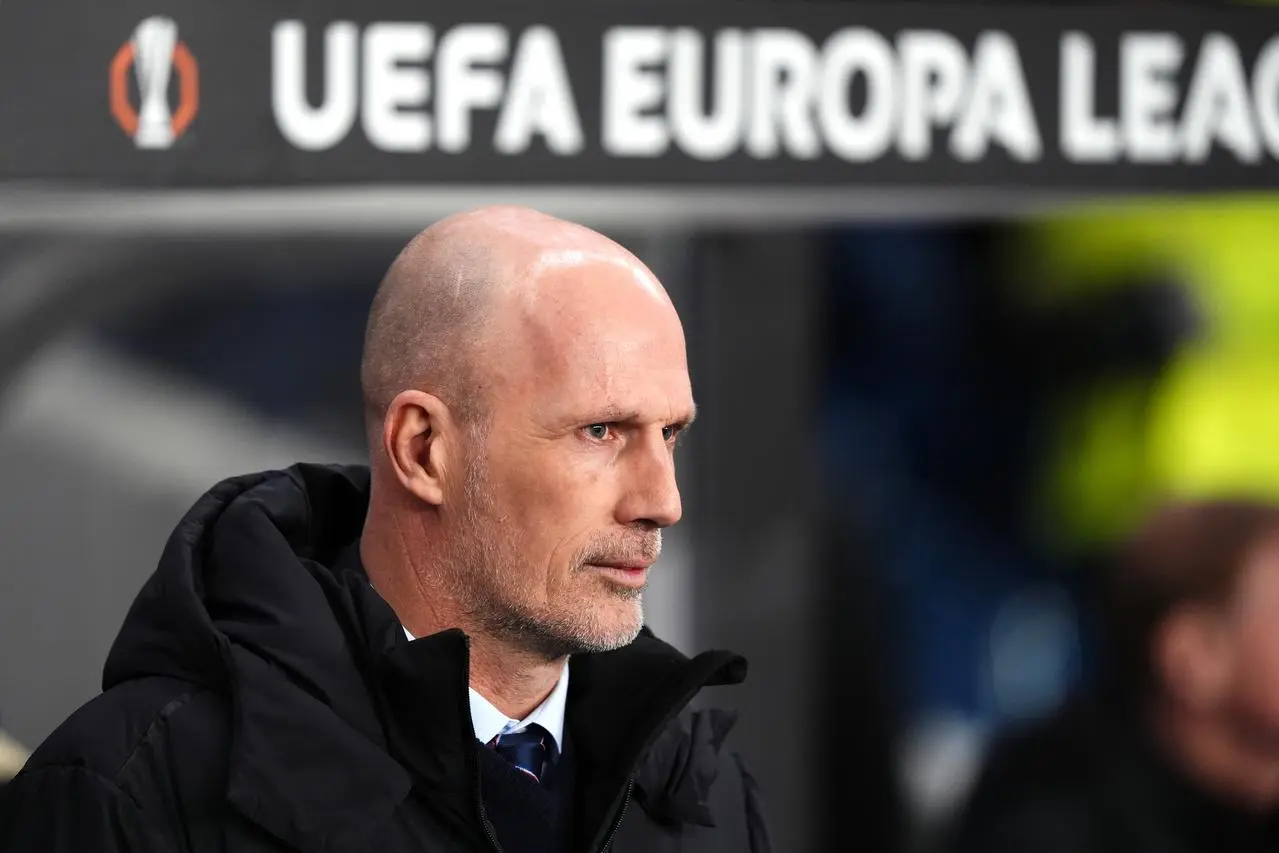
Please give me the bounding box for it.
[662,425,678,442]
[586,424,611,440]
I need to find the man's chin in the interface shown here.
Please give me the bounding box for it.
[501,606,642,658]
[567,609,644,654]
[573,626,643,654]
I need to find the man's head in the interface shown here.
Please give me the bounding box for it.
[360,207,694,659]
[1107,499,1279,747]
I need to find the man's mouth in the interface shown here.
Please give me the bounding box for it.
[585,562,651,588]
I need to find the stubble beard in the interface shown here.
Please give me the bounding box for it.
[443,450,647,661]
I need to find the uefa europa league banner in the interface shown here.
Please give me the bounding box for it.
[3,0,1279,189]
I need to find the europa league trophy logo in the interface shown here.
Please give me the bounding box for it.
[132,16,179,149]
[110,16,199,149]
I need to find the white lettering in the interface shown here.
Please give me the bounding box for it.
[746,28,820,159]
[669,29,746,161]
[602,27,669,157]
[898,31,968,160]
[1256,36,1279,158]
[1122,33,1183,163]
[494,26,584,155]
[436,25,508,154]
[1180,33,1261,162]
[362,23,432,152]
[818,28,896,162]
[273,21,358,151]
[952,31,1041,161]
[1060,32,1119,162]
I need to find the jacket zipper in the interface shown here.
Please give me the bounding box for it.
[595,776,635,853]
[462,634,504,853]
[478,792,505,853]
[481,815,504,853]
[471,742,503,851]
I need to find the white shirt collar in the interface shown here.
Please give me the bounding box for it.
[468,664,570,756]
[402,627,569,756]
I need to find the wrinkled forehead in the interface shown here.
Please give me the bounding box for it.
[481,258,691,421]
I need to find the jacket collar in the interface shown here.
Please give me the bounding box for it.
[566,634,746,850]
[228,586,748,853]
[367,595,748,852]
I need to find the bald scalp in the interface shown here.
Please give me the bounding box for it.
[361,231,493,443]
[360,206,662,451]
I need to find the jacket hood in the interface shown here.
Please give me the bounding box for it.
[103,463,746,853]
[105,464,375,696]
[105,464,414,851]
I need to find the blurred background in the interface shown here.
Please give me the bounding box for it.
[5,4,1279,853]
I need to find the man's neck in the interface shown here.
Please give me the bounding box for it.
[1154,703,1279,813]
[361,503,458,638]
[468,640,566,721]
[360,514,565,721]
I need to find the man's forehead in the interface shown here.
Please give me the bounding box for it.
[529,312,686,379]
[470,239,688,405]
[487,331,692,426]
[519,330,692,410]
[547,371,696,420]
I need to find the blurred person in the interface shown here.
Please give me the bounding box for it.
[0,207,769,853]
[955,500,1279,853]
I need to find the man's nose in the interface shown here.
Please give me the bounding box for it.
[616,433,683,529]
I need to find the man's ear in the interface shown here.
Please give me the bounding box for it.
[1156,605,1233,713]
[382,389,456,506]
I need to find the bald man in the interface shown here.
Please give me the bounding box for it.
[0,208,770,853]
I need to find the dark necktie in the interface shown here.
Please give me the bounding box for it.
[489,724,550,783]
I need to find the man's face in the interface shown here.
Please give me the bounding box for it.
[441,256,694,659]
[1225,534,1279,745]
